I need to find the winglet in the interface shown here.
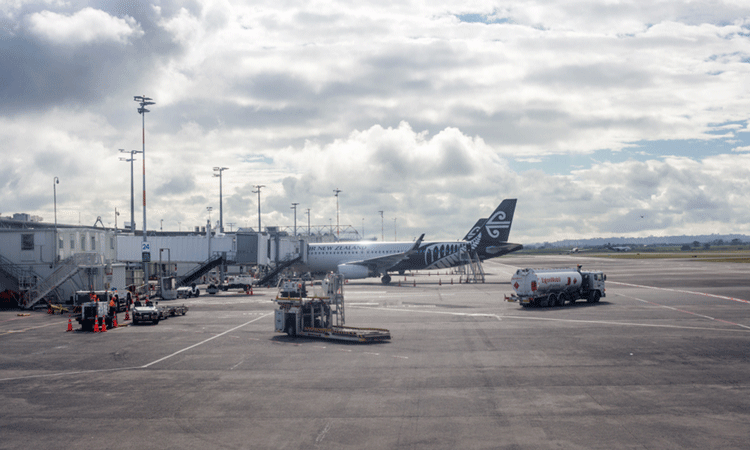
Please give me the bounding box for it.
[410,233,425,251]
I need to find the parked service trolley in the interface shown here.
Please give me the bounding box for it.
[274,274,391,342]
[506,265,606,307]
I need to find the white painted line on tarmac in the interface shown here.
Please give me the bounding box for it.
[617,293,750,330]
[610,281,750,305]
[0,320,69,336]
[0,313,274,382]
[356,305,750,333]
[142,312,273,368]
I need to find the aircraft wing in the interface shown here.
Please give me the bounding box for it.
[347,234,425,273]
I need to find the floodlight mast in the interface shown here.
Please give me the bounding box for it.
[119,149,142,233]
[334,188,341,238]
[253,185,265,232]
[134,95,155,294]
[213,167,229,232]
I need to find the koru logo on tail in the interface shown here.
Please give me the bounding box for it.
[485,210,510,238]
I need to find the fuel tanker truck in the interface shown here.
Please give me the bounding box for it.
[506,265,606,307]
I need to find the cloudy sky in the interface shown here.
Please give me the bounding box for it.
[2,1,750,244]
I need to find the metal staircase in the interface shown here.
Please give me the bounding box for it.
[178,254,225,287]
[0,254,40,307]
[24,253,103,309]
[258,255,302,287]
[457,249,485,283]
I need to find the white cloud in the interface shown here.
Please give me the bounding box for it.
[4,1,750,243]
[26,7,143,46]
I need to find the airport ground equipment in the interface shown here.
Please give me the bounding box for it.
[75,301,113,331]
[506,265,606,307]
[132,300,161,324]
[274,274,390,342]
[131,300,187,324]
[72,290,129,313]
[176,285,200,298]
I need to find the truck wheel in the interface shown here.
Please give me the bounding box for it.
[557,294,566,307]
[593,291,601,303]
[588,291,600,303]
[547,294,556,307]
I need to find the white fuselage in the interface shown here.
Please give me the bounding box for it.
[304,241,415,273]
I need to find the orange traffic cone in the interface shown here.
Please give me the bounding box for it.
[250,286,253,296]
[413,280,416,287]
[113,314,118,328]
[101,318,107,332]
[125,309,130,321]
[451,278,453,285]
[93,320,99,333]
[66,317,73,332]
[439,278,442,286]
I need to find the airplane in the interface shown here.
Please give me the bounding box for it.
[299,199,522,284]
[607,245,632,252]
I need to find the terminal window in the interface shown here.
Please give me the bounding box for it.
[21,234,34,250]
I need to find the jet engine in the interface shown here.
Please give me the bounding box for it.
[337,264,369,279]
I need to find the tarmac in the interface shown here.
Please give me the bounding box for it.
[0,254,749,449]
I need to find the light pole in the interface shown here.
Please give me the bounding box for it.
[333,188,341,237]
[207,206,213,224]
[253,185,265,232]
[119,149,142,233]
[291,202,299,237]
[306,208,311,236]
[134,95,155,292]
[379,210,384,241]
[213,167,228,232]
[53,177,59,263]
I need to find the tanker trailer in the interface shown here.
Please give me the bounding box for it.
[506,265,606,307]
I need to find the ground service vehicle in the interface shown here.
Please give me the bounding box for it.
[75,301,113,331]
[132,300,188,324]
[72,290,129,313]
[507,265,606,307]
[132,300,163,324]
[274,274,391,342]
[176,285,200,298]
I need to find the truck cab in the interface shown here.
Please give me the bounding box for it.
[581,271,606,302]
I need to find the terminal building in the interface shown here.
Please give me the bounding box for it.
[0,214,327,309]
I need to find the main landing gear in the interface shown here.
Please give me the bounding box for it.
[381,274,391,285]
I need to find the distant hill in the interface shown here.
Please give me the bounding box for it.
[528,234,750,249]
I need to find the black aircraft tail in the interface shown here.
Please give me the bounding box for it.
[466,199,522,258]
[479,199,516,244]
[463,219,486,241]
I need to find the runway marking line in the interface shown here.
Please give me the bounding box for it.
[0,319,70,336]
[617,293,750,330]
[610,281,750,305]
[0,313,274,382]
[355,306,750,333]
